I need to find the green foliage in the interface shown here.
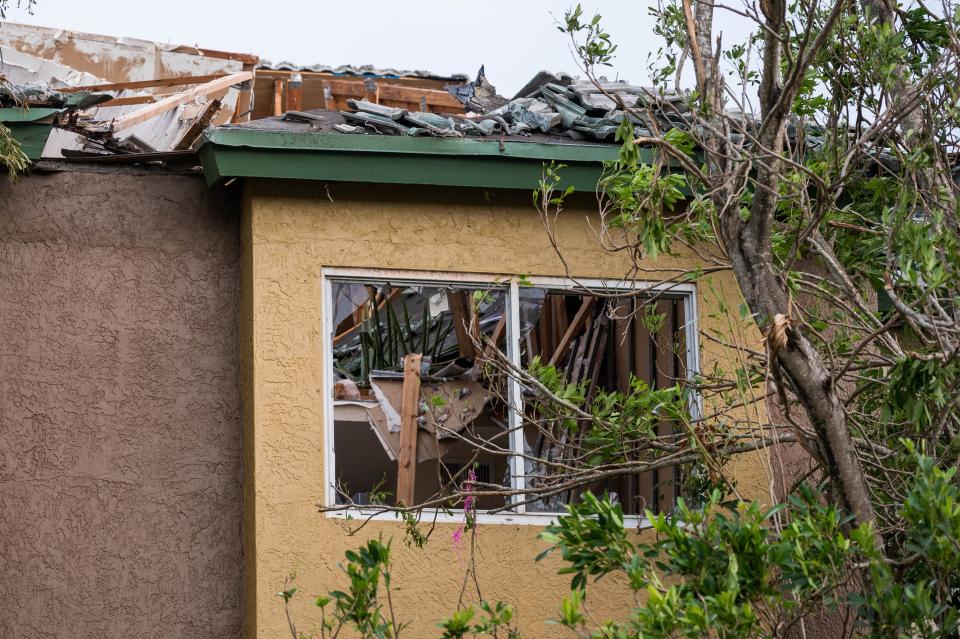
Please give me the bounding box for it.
[0,123,29,181]
[329,539,401,638]
[279,538,406,639]
[537,454,960,638]
[439,601,519,639]
[600,164,687,260]
[527,358,688,468]
[562,5,618,68]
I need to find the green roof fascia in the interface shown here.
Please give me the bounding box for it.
[0,107,63,123]
[198,127,653,191]
[0,108,63,161]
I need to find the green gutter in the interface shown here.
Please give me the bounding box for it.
[0,108,62,161]
[199,127,648,191]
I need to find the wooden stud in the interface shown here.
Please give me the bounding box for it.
[551,296,567,354]
[538,296,554,362]
[273,79,284,117]
[396,353,423,506]
[481,314,507,361]
[613,299,633,393]
[654,299,677,513]
[108,71,253,132]
[548,296,596,367]
[633,299,655,509]
[447,291,475,359]
[583,313,610,400]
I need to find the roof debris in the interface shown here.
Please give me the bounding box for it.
[0,22,684,166]
[337,68,689,142]
[0,22,257,159]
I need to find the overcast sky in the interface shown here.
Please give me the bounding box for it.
[1,1,754,95]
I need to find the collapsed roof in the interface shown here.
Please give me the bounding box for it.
[0,21,469,161]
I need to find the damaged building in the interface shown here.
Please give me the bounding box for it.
[0,21,770,639]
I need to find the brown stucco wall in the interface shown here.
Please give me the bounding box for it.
[243,179,771,638]
[0,170,243,638]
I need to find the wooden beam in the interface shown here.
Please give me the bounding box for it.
[167,45,259,65]
[108,71,253,132]
[96,95,158,107]
[653,300,677,513]
[361,82,462,109]
[61,73,229,94]
[549,297,596,367]
[273,79,284,116]
[613,300,633,393]
[447,291,475,359]
[539,297,554,361]
[396,353,423,507]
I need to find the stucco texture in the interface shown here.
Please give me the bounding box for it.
[243,179,771,638]
[0,170,243,638]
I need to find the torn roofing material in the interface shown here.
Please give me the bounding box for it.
[337,68,690,142]
[0,22,257,158]
[0,22,256,84]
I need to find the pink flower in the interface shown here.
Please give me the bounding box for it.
[452,527,464,549]
[451,467,478,552]
[463,468,477,515]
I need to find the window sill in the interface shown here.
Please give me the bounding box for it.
[324,507,653,528]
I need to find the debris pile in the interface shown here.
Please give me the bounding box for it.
[0,21,465,162]
[336,67,689,142]
[0,22,257,159]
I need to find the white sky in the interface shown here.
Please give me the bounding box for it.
[1,0,754,96]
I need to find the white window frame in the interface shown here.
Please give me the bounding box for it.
[320,267,701,526]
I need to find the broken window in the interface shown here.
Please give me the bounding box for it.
[326,274,693,518]
[329,280,513,510]
[517,288,688,516]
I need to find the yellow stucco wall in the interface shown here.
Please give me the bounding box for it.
[241,179,770,638]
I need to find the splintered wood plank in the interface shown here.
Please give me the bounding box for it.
[549,296,595,367]
[654,299,677,513]
[96,94,158,107]
[675,302,687,382]
[584,313,610,400]
[613,297,639,514]
[396,353,423,506]
[538,296,554,362]
[481,314,507,361]
[447,291,475,359]
[614,299,633,394]
[109,71,253,132]
[551,296,568,353]
[173,98,222,150]
[633,299,655,509]
[61,73,229,93]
